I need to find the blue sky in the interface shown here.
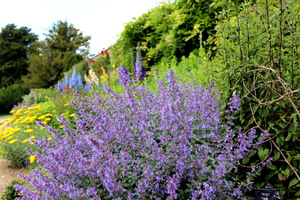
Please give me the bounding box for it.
[0,0,171,55]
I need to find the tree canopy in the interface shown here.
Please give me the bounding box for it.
[109,0,252,73]
[23,20,91,88]
[0,24,38,87]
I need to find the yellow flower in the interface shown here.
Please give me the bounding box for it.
[6,136,14,140]
[19,117,29,124]
[28,106,41,110]
[37,116,46,120]
[0,123,8,129]
[27,116,37,123]
[69,114,75,117]
[29,155,35,163]
[46,105,53,108]
[13,118,22,125]
[24,125,29,129]
[0,118,7,125]
[9,139,18,144]
[64,103,70,106]
[40,126,45,130]
[22,139,29,143]
[44,118,51,121]
[9,110,15,114]
[59,126,65,129]
[14,109,23,115]
[30,136,36,139]
[24,129,34,133]
[47,137,52,141]
[56,118,61,122]
[41,121,47,125]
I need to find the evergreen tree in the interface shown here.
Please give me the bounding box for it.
[23,20,91,88]
[0,24,38,87]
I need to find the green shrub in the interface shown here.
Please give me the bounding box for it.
[0,84,29,114]
[208,0,300,198]
[64,60,88,78]
[22,88,57,104]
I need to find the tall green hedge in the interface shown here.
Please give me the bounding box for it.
[109,0,249,72]
[0,84,29,114]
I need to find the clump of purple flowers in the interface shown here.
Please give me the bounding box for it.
[16,69,265,199]
[134,45,148,81]
[117,46,148,86]
[117,66,131,86]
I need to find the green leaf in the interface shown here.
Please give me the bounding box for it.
[285,168,291,178]
[294,154,300,160]
[280,189,286,196]
[288,177,299,188]
[254,182,265,188]
[266,164,277,170]
[242,153,253,165]
[274,150,281,160]
[295,189,300,196]
[274,183,284,187]
[276,135,284,147]
[258,148,269,161]
[285,132,292,142]
[279,122,286,129]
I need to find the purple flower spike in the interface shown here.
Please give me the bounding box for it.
[117,66,131,86]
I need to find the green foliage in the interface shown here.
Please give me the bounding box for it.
[22,20,91,89]
[208,0,300,199]
[64,60,88,78]
[51,92,78,117]
[110,0,249,72]
[0,84,29,114]
[0,24,38,88]
[22,88,57,104]
[1,179,24,200]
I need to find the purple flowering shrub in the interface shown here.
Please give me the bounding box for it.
[16,69,266,199]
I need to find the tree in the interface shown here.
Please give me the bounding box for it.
[0,24,38,87]
[23,20,91,88]
[110,0,253,71]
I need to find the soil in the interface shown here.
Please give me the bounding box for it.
[0,158,29,196]
[0,117,29,196]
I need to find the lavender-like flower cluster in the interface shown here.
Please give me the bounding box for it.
[134,47,148,81]
[117,66,131,86]
[16,69,265,199]
[57,68,91,92]
[118,46,148,86]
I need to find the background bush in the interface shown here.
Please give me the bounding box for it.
[109,0,250,72]
[0,84,29,114]
[206,0,300,198]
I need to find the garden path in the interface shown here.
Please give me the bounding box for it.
[0,117,29,196]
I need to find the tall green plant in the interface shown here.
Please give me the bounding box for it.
[110,0,249,71]
[212,0,300,198]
